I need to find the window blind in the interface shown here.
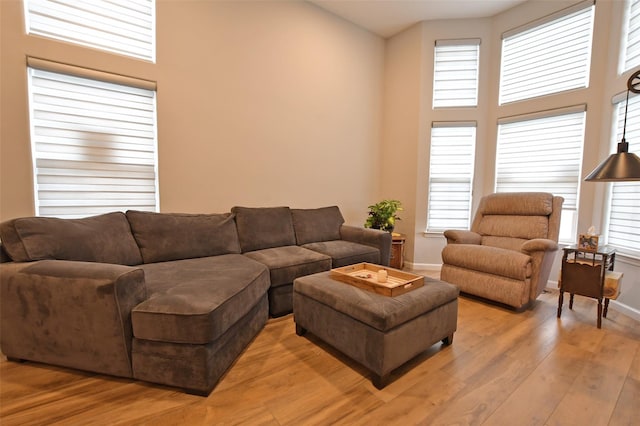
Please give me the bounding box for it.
[607,94,640,255]
[433,39,480,108]
[623,0,640,72]
[499,0,594,104]
[24,0,155,62]
[496,107,586,242]
[27,66,159,218]
[427,123,476,231]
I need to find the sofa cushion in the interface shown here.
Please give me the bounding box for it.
[132,254,270,344]
[243,245,331,287]
[0,212,142,265]
[302,240,379,267]
[126,210,241,263]
[231,206,296,252]
[291,206,344,245]
[441,244,532,281]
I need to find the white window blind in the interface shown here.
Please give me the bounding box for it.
[433,39,480,108]
[607,94,640,255]
[427,123,476,231]
[496,107,586,242]
[623,0,640,72]
[27,64,158,218]
[499,0,594,104]
[24,0,155,62]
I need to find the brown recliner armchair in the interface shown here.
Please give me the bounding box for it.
[440,192,564,310]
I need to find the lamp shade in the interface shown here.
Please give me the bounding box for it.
[584,141,640,181]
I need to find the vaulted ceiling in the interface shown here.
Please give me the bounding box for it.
[309,0,528,38]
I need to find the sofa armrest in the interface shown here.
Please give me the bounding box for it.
[0,260,146,377]
[443,230,482,245]
[520,239,559,302]
[520,238,558,255]
[340,225,392,266]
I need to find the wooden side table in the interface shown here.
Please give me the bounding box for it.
[557,245,619,328]
[390,233,405,269]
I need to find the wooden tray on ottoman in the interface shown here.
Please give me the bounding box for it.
[329,263,424,297]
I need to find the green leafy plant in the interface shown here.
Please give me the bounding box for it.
[364,199,403,232]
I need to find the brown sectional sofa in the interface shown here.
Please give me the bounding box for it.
[0,205,391,395]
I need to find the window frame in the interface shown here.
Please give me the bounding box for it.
[603,91,640,257]
[621,0,640,74]
[26,59,160,219]
[499,0,595,105]
[495,106,587,244]
[426,122,477,233]
[433,39,481,109]
[24,0,156,62]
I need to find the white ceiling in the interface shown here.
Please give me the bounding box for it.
[308,0,528,38]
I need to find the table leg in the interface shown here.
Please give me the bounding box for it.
[597,299,602,329]
[569,293,574,310]
[557,291,564,318]
[603,298,610,318]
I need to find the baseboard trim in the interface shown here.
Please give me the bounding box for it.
[405,262,441,272]
[610,300,640,322]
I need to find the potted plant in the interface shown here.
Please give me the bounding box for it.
[364,199,403,232]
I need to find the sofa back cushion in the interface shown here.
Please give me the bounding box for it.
[231,206,296,252]
[126,210,241,263]
[291,206,344,245]
[0,212,142,265]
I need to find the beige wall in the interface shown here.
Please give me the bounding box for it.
[379,23,424,264]
[0,0,384,225]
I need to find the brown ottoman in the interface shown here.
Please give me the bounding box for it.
[293,271,459,388]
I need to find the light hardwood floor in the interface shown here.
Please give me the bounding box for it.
[1,280,639,426]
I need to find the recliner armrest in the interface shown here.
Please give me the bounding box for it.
[443,230,482,245]
[340,225,392,266]
[520,238,558,254]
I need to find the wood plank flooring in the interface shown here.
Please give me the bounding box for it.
[1,284,639,425]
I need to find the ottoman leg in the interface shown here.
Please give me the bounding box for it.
[373,373,390,390]
[295,323,307,336]
[442,333,454,346]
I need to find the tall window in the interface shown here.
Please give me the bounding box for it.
[27,60,159,219]
[499,0,594,104]
[433,39,480,108]
[495,107,586,242]
[427,123,476,232]
[606,94,640,255]
[24,0,155,62]
[622,0,640,73]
